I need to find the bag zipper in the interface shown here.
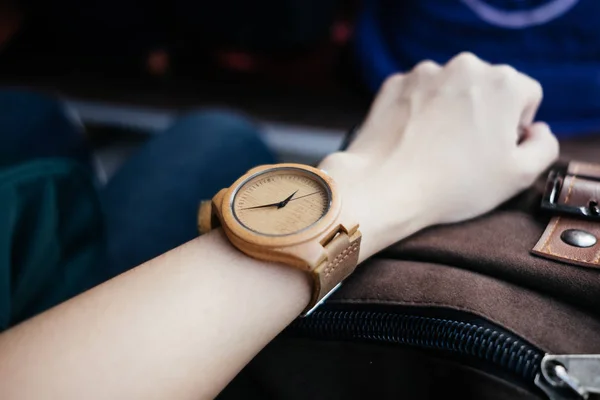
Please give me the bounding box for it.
[288,306,600,399]
[290,307,541,380]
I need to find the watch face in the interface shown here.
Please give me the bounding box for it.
[232,167,332,236]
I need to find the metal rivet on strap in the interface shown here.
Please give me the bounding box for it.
[560,229,597,248]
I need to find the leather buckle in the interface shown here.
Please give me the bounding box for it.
[302,283,342,317]
[533,162,600,268]
[542,168,600,220]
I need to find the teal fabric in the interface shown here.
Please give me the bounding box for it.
[0,159,105,330]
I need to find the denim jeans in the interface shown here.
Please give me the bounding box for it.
[0,90,276,280]
[99,111,276,276]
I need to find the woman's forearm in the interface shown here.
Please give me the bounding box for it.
[0,182,429,400]
[0,229,311,400]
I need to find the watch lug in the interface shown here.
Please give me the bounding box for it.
[212,188,228,215]
[340,222,359,237]
[198,188,229,234]
[338,209,360,236]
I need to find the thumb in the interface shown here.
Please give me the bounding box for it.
[516,122,559,178]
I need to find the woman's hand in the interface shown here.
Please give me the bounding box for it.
[320,52,559,260]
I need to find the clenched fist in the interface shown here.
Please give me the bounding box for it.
[319,52,559,261]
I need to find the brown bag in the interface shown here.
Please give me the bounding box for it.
[219,137,600,400]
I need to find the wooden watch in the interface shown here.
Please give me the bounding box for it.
[197,163,361,315]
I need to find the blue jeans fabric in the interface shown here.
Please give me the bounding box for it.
[0,90,92,167]
[0,90,276,280]
[100,111,276,277]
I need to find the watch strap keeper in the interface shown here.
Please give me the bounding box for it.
[304,228,362,315]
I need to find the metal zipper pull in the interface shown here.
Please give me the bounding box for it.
[535,354,600,400]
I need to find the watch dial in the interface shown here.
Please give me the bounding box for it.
[232,167,331,236]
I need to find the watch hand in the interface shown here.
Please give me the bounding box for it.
[287,191,320,202]
[240,201,283,210]
[277,190,299,209]
[240,190,299,211]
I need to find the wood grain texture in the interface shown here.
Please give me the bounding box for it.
[233,168,329,236]
[219,164,342,249]
[198,200,214,235]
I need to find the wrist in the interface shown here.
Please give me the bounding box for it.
[208,228,313,312]
[320,155,433,261]
[350,188,432,262]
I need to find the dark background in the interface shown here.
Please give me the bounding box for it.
[0,0,368,130]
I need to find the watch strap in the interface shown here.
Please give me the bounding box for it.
[305,228,362,315]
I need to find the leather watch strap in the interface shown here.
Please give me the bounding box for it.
[533,161,600,268]
[305,228,362,315]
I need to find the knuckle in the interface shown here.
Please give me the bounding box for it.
[449,52,481,67]
[514,73,543,99]
[494,64,518,80]
[528,78,544,100]
[382,73,405,92]
[412,60,440,75]
[515,73,543,99]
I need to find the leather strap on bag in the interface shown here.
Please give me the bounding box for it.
[532,161,600,268]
